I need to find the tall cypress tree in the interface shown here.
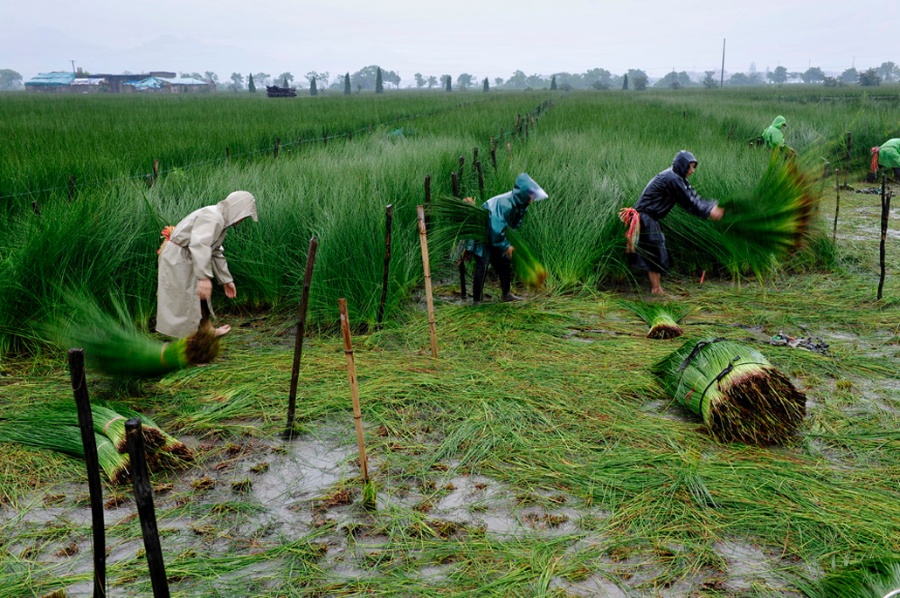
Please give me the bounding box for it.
[622,74,628,90]
[310,77,317,96]
[550,75,557,90]
[248,73,256,93]
[343,73,351,95]
[445,75,452,92]
[483,77,489,92]
[375,68,384,94]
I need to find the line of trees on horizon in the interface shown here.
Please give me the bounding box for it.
[4,62,900,92]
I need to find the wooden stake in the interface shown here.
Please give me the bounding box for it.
[338,299,369,482]
[69,349,106,598]
[832,168,840,245]
[473,146,479,163]
[377,205,393,326]
[125,418,170,598]
[416,205,438,358]
[451,172,459,198]
[69,175,76,201]
[152,159,159,182]
[490,146,497,170]
[225,146,230,160]
[878,177,891,300]
[284,236,319,439]
[506,142,512,162]
[458,155,465,182]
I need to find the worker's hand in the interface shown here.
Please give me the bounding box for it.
[709,206,725,221]
[503,246,514,259]
[196,278,212,300]
[224,281,237,299]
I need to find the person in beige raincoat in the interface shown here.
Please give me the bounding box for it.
[156,190,258,338]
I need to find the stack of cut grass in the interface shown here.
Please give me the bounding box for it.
[0,404,193,484]
[51,295,220,378]
[652,338,806,445]
[429,195,547,288]
[0,424,130,485]
[619,300,690,339]
[714,154,818,276]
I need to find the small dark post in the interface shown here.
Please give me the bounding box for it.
[473,146,479,163]
[475,160,484,198]
[284,236,319,439]
[274,138,280,158]
[69,175,76,201]
[424,175,431,206]
[878,177,891,300]
[348,129,353,141]
[126,419,170,598]
[490,146,497,170]
[32,200,40,215]
[458,155,465,183]
[152,159,159,182]
[451,172,460,198]
[377,205,393,326]
[833,169,841,244]
[225,146,230,160]
[69,349,106,598]
[323,130,328,146]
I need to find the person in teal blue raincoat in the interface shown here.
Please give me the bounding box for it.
[471,173,548,303]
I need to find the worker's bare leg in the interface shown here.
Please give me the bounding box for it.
[649,271,665,295]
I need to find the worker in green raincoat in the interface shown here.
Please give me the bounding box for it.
[872,138,900,180]
[471,173,548,303]
[762,116,788,150]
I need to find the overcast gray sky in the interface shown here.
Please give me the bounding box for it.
[4,0,897,85]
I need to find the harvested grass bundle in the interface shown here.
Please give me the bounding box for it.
[652,338,806,445]
[429,195,547,288]
[51,295,219,378]
[619,300,689,339]
[715,154,818,276]
[0,423,129,484]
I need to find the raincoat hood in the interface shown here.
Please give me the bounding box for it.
[219,191,258,227]
[771,115,787,130]
[511,173,548,207]
[671,151,697,178]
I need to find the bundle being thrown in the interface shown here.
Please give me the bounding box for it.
[620,300,690,339]
[714,154,818,276]
[652,337,806,445]
[429,195,547,287]
[51,295,219,378]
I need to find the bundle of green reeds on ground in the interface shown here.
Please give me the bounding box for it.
[0,404,193,483]
[429,195,547,288]
[620,300,689,339]
[715,154,818,276]
[652,337,806,445]
[51,296,219,378]
[0,423,130,484]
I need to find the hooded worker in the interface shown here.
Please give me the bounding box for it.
[156,190,258,338]
[762,116,788,149]
[872,138,900,180]
[619,151,724,295]
[471,173,548,303]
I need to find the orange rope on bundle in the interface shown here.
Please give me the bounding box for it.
[870,146,880,174]
[157,225,176,255]
[618,207,641,254]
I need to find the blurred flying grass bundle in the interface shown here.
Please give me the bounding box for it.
[652,337,806,445]
[715,154,819,276]
[802,557,900,598]
[429,195,547,288]
[50,294,219,378]
[619,300,690,339]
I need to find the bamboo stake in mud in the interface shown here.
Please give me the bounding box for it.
[338,299,369,482]
[284,236,319,439]
[878,176,892,300]
[424,175,431,206]
[225,146,230,160]
[451,172,460,198]
[473,146,479,163]
[833,168,841,244]
[416,205,439,358]
[377,205,393,326]
[69,349,106,598]
[458,155,465,183]
[125,418,170,598]
[490,146,497,170]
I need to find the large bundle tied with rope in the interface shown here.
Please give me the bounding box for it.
[652,338,806,445]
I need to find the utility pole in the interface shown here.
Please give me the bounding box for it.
[70,60,76,74]
[720,39,726,88]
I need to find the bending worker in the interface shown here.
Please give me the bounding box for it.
[871,138,900,180]
[762,116,788,150]
[157,190,258,338]
[620,151,724,295]
[472,173,548,303]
